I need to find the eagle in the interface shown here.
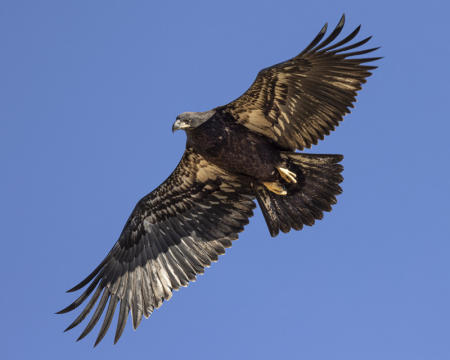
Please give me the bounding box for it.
[58,15,379,345]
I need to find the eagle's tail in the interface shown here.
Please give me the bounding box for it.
[255,153,344,237]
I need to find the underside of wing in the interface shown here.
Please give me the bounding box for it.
[58,149,255,345]
[225,14,381,150]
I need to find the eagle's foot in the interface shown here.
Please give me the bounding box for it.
[277,166,297,184]
[262,181,287,196]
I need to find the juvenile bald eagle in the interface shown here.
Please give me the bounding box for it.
[59,15,379,345]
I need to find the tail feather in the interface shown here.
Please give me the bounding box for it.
[255,153,344,237]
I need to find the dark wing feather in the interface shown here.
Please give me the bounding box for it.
[58,149,255,345]
[224,14,381,150]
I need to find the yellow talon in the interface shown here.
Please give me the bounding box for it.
[262,181,287,196]
[277,166,297,183]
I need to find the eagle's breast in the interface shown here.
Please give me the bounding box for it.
[187,110,281,180]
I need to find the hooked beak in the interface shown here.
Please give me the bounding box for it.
[172,119,190,133]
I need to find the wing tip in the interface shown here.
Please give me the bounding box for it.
[338,13,346,27]
[66,286,79,293]
[63,324,74,333]
[303,15,379,58]
[56,303,75,315]
[93,338,102,348]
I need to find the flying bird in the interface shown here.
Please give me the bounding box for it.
[58,15,379,345]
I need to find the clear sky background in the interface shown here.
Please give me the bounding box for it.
[2,1,449,359]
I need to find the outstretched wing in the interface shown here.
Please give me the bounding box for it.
[58,149,255,345]
[224,14,381,151]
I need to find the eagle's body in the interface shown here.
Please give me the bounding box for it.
[187,109,282,181]
[59,15,379,346]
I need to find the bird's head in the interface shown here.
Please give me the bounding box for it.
[172,110,215,133]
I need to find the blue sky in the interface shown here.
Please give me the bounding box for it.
[2,1,450,359]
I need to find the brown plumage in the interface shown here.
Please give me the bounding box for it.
[58,14,379,345]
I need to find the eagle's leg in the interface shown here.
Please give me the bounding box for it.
[277,166,297,184]
[262,181,287,196]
